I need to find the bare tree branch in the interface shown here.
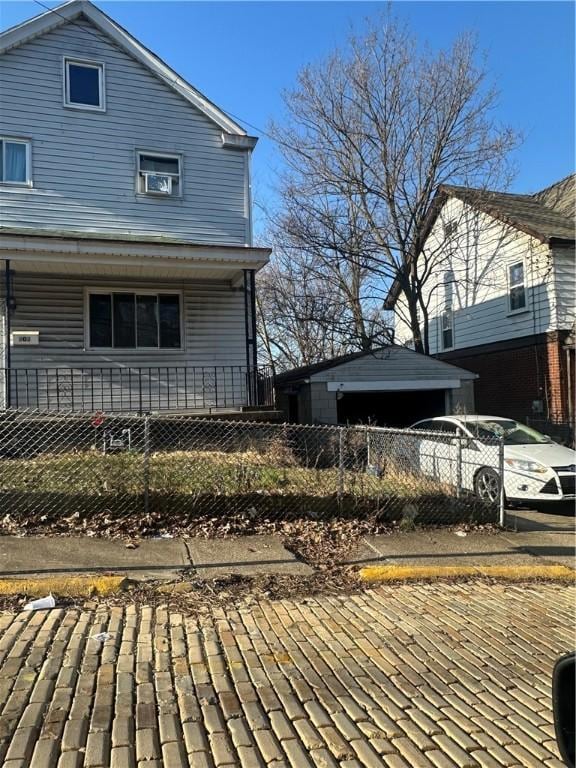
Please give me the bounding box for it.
[268,12,521,355]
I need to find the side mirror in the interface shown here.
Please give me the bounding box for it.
[553,652,575,768]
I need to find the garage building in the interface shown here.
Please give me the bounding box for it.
[275,347,478,427]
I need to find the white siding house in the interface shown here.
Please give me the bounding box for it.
[0,1,272,412]
[390,176,575,429]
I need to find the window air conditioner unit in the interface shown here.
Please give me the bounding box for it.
[144,173,172,195]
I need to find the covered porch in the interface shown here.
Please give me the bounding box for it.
[0,230,273,414]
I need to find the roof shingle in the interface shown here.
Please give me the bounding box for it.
[440,174,575,243]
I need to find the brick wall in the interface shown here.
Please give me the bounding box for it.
[437,332,571,423]
[545,333,566,422]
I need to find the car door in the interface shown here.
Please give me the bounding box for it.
[431,420,459,487]
[410,420,440,478]
[411,419,458,485]
[457,425,484,492]
[458,424,500,493]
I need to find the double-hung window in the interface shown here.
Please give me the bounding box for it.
[88,291,182,349]
[441,310,453,350]
[64,58,105,111]
[440,270,454,350]
[508,261,527,312]
[137,152,181,196]
[0,138,31,185]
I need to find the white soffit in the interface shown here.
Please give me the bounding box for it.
[326,380,463,392]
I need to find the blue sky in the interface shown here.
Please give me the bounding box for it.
[2,1,574,234]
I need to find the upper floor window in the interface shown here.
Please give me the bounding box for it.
[508,261,527,312]
[440,269,454,350]
[441,310,453,350]
[444,269,454,308]
[0,138,31,185]
[137,152,181,197]
[64,58,105,111]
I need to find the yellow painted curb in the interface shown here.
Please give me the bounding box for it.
[0,575,128,598]
[359,565,576,583]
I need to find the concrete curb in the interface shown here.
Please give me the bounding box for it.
[359,564,576,583]
[0,575,128,598]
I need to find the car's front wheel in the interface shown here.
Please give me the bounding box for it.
[474,467,502,504]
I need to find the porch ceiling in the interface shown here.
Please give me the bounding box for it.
[4,258,250,282]
[0,230,271,283]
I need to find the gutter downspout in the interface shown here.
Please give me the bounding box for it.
[4,260,11,408]
[566,347,573,424]
[243,269,258,406]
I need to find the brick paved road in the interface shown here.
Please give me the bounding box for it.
[0,583,573,767]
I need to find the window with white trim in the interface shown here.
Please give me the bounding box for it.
[0,138,31,185]
[508,261,527,312]
[88,291,182,349]
[441,310,453,350]
[137,152,181,196]
[440,270,454,350]
[64,59,105,110]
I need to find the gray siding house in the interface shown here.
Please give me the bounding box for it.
[0,0,271,413]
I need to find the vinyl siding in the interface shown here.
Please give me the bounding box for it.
[4,272,246,366]
[1,272,249,410]
[311,347,476,383]
[394,197,560,353]
[0,19,249,245]
[551,244,576,330]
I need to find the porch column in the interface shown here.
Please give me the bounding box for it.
[243,269,257,370]
[2,261,12,409]
[243,269,258,405]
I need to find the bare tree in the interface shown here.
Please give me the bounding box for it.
[256,239,387,372]
[270,12,520,354]
[272,184,389,352]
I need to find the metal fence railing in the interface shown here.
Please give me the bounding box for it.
[0,411,504,534]
[1,365,275,413]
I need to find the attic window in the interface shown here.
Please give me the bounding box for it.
[64,59,105,111]
[443,220,458,238]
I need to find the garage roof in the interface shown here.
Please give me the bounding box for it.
[275,346,478,385]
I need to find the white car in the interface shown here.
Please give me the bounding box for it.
[409,415,576,505]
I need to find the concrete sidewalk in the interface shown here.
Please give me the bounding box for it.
[0,535,314,581]
[349,527,576,569]
[0,514,574,582]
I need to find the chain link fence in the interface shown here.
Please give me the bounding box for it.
[0,410,504,536]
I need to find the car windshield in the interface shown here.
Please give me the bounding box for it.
[466,419,553,445]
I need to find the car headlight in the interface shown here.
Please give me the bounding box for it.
[504,458,548,474]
